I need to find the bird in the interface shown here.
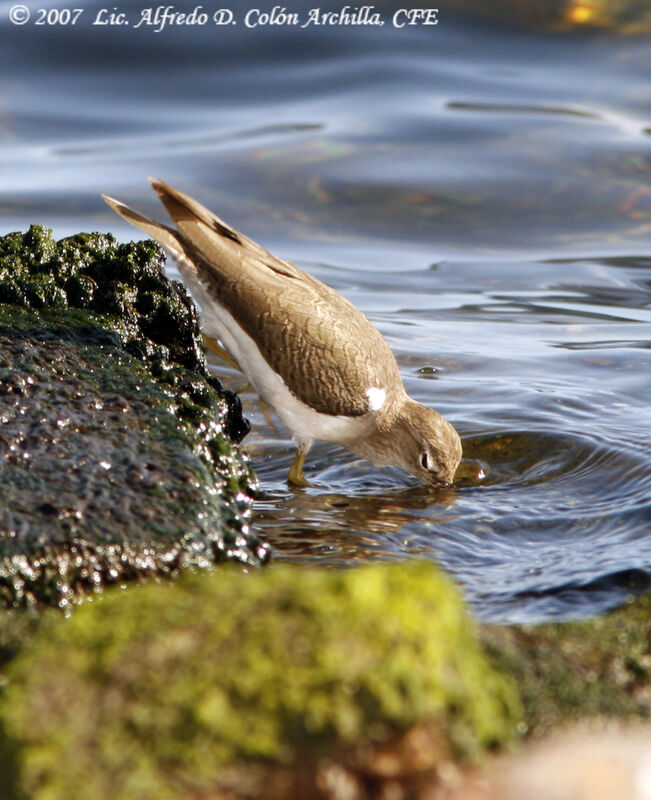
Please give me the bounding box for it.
[102,180,462,488]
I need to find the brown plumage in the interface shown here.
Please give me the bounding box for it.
[103,180,462,487]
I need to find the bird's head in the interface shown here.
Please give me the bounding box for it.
[355,398,462,487]
[396,399,462,486]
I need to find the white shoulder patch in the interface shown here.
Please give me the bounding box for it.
[365,387,386,412]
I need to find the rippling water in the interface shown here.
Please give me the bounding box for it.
[1,0,650,621]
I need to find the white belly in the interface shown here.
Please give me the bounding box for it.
[186,277,373,448]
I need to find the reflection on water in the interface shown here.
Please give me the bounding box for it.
[222,244,651,623]
[1,1,650,621]
[241,390,651,623]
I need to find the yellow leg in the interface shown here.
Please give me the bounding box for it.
[288,442,311,488]
[232,383,276,430]
[204,335,279,432]
[203,334,241,371]
[204,336,279,431]
[259,397,277,429]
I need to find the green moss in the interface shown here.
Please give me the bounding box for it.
[0,225,250,442]
[0,608,43,679]
[4,229,193,377]
[0,563,520,800]
[0,228,268,607]
[482,592,651,736]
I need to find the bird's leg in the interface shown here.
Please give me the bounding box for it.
[203,335,278,432]
[203,334,241,371]
[230,382,276,431]
[288,441,312,488]
[258,397,276,430]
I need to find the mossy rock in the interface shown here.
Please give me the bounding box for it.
[0,225,248,438]
[0,226,269,608]
[0,562,521,800]
[483,591,651,736]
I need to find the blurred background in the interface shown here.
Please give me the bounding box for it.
[1,0,650,622]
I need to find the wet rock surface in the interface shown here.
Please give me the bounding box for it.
[0,226,269,607]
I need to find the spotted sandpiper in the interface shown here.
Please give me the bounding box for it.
[102,180,462,487]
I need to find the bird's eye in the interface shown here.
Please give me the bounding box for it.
[420,451,430,470]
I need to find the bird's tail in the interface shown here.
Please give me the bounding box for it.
[101,192,185,263]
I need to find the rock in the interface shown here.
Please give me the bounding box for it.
[493,724,651,800]
[442,724,651,800]
[0,226,269,608]
[481,593,651,736]
[0,562,521,800]
[435,592,651,800]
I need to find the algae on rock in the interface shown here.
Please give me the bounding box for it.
[1,562,649,800]
[0,561,521,800]
[482,592,651,736]
[0,226,269,608]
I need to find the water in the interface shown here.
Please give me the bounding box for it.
[1,1,650,622]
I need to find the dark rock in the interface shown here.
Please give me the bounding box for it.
[0,226,269,608]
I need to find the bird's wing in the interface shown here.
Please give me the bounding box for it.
[104,181,403,418]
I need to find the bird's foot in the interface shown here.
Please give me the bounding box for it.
[288,463,312,488]
[288,446,312,488]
